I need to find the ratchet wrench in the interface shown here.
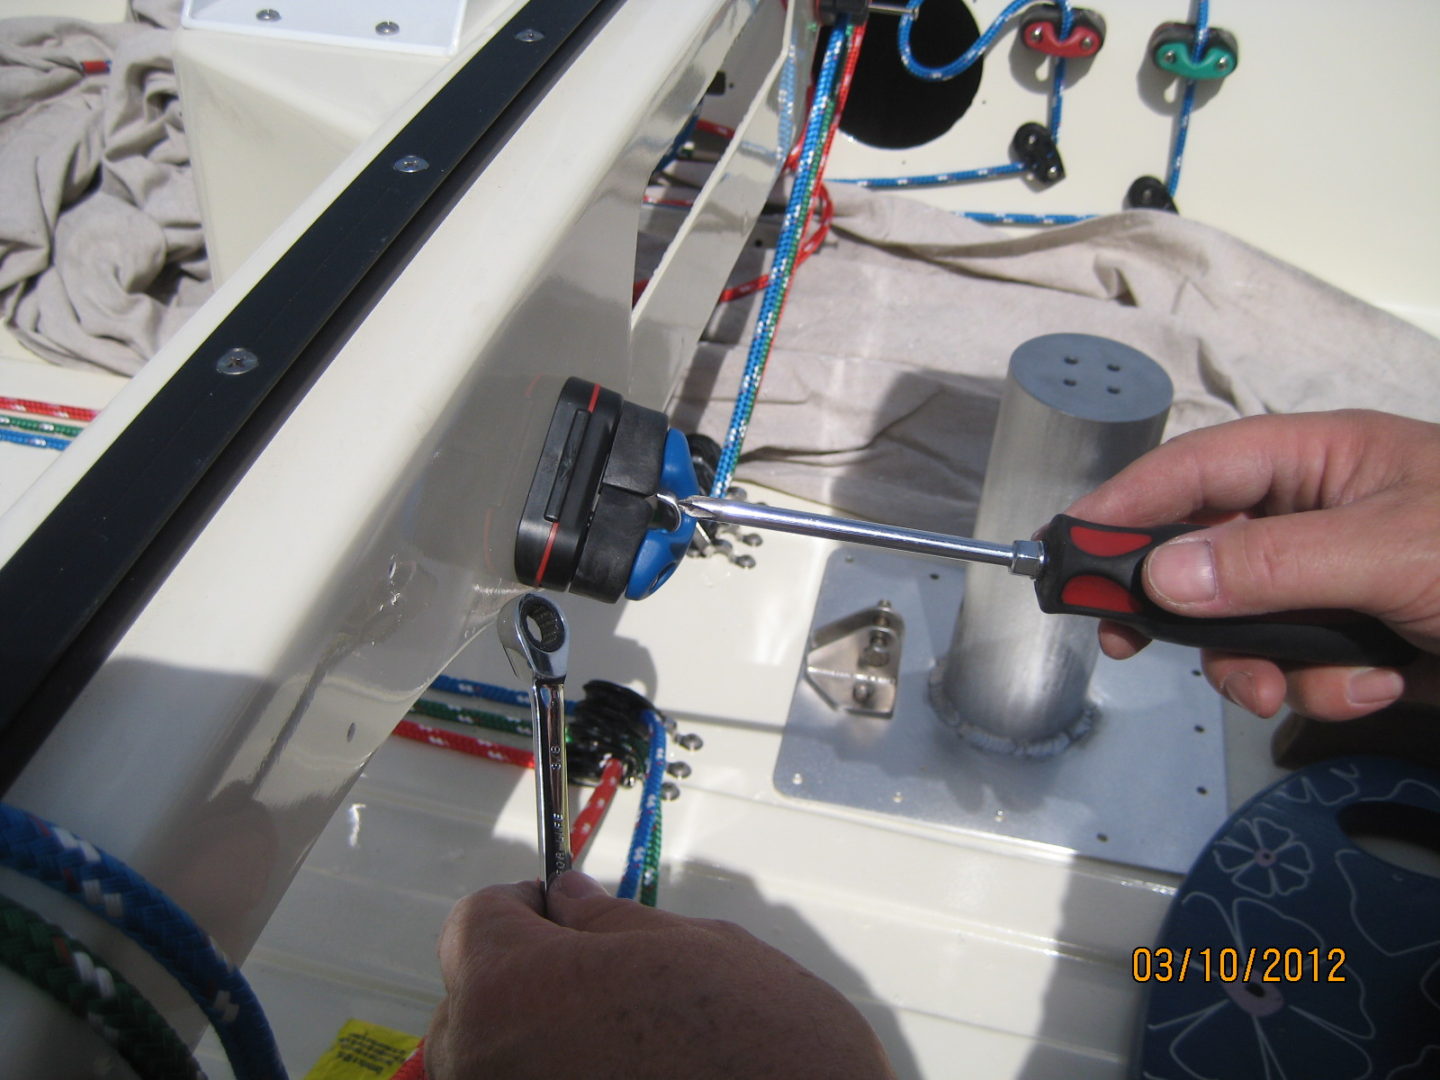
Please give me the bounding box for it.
[498,593,573,888]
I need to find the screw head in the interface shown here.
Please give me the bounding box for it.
[216,348,259,375]
[1028,26,1043,42]
[1216,56,1229,70]
[660,782,681,801]
[667,761,692,779]
[375,20,399,35]
[515,28,544,43]
[393,155,429,173]
[1162,48,1178,64]
[1080,34,1094,50]
[256,8,280,21]
[676,733,704,752]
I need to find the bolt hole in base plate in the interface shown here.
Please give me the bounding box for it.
[181,0,467,55]
[775,549,1227,874]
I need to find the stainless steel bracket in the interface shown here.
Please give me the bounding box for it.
[804,602,905,717]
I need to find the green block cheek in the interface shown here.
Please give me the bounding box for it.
[1154,45,1239,80]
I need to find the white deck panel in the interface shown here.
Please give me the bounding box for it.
[193,486,1279,1078]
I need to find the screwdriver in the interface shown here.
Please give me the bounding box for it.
[672,495,1417,667]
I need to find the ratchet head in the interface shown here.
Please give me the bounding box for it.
[498,593,569,684]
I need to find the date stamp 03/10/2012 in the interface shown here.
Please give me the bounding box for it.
[1131,946,1348,984]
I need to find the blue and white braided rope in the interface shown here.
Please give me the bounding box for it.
[616,710,668,902]
[0,803,287,1080]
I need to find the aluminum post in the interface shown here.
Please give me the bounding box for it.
[931,334,1172,754]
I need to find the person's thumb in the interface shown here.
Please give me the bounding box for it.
[545,870,643,931]
[1142,506,1393,620]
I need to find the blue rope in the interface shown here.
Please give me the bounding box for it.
[0,428,69,451]
[430,674,576,715]
[899,0,1072,82]
[1166,0,1212,196]
[617,710,667,902]
[962,211,1095,225]
[842,162,1026,189]
[0,804,288,1080]
[1047,57,1068,136]
[710,20,851,497]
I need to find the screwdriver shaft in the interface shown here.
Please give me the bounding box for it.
[681,496,1044,576]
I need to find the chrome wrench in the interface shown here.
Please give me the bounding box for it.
[498,593,573,888]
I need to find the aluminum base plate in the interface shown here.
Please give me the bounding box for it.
[775,549,1228,874]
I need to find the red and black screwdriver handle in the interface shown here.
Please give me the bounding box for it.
[1033,515,1419,667]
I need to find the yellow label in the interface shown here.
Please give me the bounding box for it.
[304,1019,423,1080]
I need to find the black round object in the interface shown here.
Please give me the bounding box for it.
[834,2,983,150]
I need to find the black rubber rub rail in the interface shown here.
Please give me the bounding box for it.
[0,0,625,793]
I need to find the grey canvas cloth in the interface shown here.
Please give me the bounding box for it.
[672,184,1440,534]
[0,0,206,374]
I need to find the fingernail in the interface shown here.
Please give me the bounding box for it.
[1346,668,1404,707]
[1219,671,1255,712]
[552,870,607,899]
[1147,538,1217,605]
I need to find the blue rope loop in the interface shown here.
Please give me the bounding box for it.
[710,19,853,497]
[899,0,1073,82]
[843,4,1073,193]
[617,710,668,902]
[0,803,288,1080]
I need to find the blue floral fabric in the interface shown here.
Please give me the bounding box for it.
[1133,756,1440,1080]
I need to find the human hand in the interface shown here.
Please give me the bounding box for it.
[1064,410,1440,721]
[424,871,895,1080]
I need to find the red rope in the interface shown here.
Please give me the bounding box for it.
[0,396,98,422]
[390,721,624,859]
[391,1044,427,1080]
[394,718,532,768]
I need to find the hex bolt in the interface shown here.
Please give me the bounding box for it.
[515,28,545,42]
[676,733,704,751]
[216,348,259,375]
[256,8,280,21]
[375,20,400,35]
[852,681,875,704]
[393,155,429,173]
[667,761,692,779]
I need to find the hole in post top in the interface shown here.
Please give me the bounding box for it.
[1063,378,1076,386]
[1107,386,1121,394]
[1063,356,1080,365]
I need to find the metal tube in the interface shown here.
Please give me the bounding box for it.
[930,334,1172,755]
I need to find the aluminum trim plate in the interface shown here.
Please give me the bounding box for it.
[775,547,1228,874]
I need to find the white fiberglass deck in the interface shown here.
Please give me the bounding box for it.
[199,484,1283,1078]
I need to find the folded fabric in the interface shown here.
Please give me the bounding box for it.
[673,185,1440,533]
[0,0,206,374]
